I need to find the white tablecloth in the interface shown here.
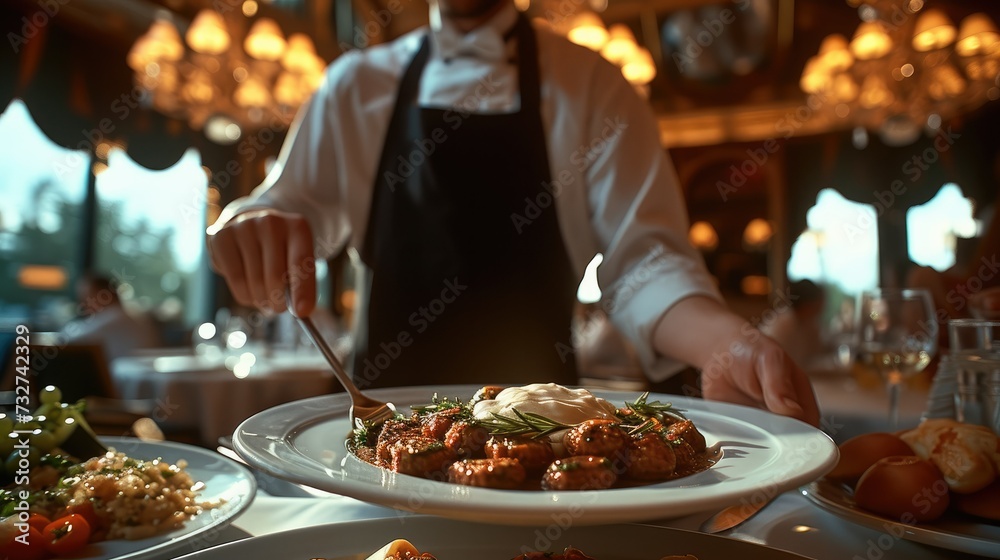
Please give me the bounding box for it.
[111,348,335,444]
[189,487,987,560]
[162,370,988,560]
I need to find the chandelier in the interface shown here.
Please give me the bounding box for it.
[127,6,327,144]
[561,12,657,87]
[799,1,1000,145]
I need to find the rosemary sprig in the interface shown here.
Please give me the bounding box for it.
[620,392,687,422]
[475,409,576,439]
[409,393,472,418]
[625,417,662,437]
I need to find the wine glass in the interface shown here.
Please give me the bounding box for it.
[855,288,938,430]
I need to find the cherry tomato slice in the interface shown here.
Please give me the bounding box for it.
[0,526,48,560]
[65,502,103,531]
[43,513,91,556]
[25,514,50,534]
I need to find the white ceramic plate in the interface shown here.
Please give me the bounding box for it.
[72,437,256,560]
[803,479,1000,559]
[233,385,837,526]
[173,515,812,559]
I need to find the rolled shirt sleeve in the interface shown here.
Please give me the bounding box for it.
[210,54,357,260]
[583,59,722,380]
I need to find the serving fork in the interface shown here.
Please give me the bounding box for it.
[286,293,396,427]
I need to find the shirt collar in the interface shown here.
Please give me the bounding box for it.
[429,2,518,62]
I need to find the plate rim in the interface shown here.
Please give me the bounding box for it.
[802,479,1000,559]
[90,436,258,560]
[172,514,815,559]
[233,385,838,526]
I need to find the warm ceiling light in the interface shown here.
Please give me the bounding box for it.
[929,63,965,100]
[180,69,214,104]
[282,33,319,73]
[740,275,771,296]
[956,13,1000,56]
[245,18,287,61]
[622,47,656,85]
[912,9,956,52]
[233,78,271,108]
[743,218,774,248]
[818,34,853,72]
[850,21,892,60]
[146,19,184,61]
[275,72,313,107]
[186,10,230,55]
[688,221,719,251]
[601,24,638,64]
[567,12,609,51]
[831,74,858,103]
[242,0,259,17]
[799,56,830,94]
[127,36,155,71]
[859,74,893,109]
[128,19,184,70]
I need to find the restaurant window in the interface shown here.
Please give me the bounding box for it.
[0,100,89,328]
[906,183,978,272]
[787,188,879,295]
[94,147,210,326]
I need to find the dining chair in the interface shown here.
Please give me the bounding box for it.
[27,343,156,436]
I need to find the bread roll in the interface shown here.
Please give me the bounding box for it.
[900,419,999,494]
[826,433,914,486]
[854,456,950,522]
[952,479,1000,522]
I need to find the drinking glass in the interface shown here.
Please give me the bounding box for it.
[855,288,938,429]
[948,319,1000,434]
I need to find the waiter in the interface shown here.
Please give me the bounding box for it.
[207,0,819,425]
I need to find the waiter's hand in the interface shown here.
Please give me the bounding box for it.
[698,332,820,427]
[206,208,317,317]
[652,296,820,426]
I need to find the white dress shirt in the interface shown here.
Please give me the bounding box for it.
[216,2,721,380]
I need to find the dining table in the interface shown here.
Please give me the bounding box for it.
[171,479,991,560]
[110,345,338,445]
[159,376,995,560]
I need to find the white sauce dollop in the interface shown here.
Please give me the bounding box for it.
[472,383,618,429]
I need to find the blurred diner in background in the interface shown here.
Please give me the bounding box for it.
[1,0,1000,448]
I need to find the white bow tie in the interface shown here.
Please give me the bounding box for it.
[433,28,508,62]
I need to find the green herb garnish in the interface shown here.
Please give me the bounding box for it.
[409,394,471,418]
[474,409,575,439]
[620,392,686,422]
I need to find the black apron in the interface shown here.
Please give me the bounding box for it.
[354,15,578,388]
